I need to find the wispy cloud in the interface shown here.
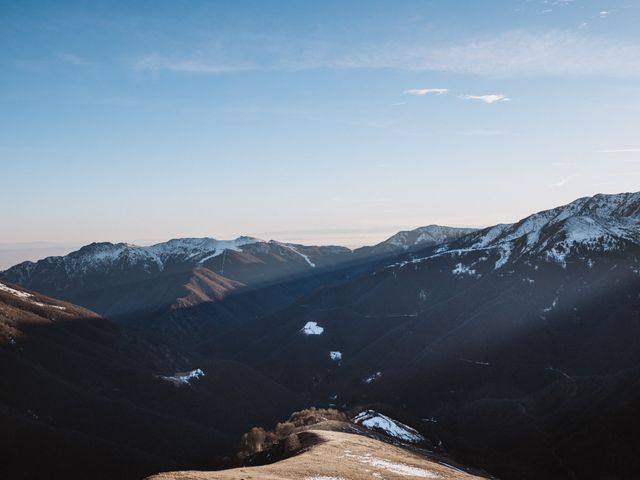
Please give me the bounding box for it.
[463,128,509,136]
[461,94,510,104]
[133,30,640,78]
[135,53,252,74]
[550,176,572,187]
[290,30,640,77]
[57,53,93,66]
[403,88,449,96]
[599,148,640,153]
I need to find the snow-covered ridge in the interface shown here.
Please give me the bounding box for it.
[376,225,477,253]
[394,192,640,270]
[469,192,640,267]
[3,236,263,280]
[354,410,425,443]
[473,193,640,247]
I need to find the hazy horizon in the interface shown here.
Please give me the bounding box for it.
[0,186,636,269]
[0,222,476,269]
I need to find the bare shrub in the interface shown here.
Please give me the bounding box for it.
[236,407,348,462]
[287,407,349,427]
[283,433,301,453]
[237,427,276,458]
[275,421,296,437]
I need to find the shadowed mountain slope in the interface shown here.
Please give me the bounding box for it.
[0,281,304,480]
[0,238,351,318]
[201,192,640,479]
[4,193,640,479]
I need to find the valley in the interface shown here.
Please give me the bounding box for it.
[2,193,640,479]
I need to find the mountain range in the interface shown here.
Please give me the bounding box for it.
[1,226,473,347]
[1,226,474,318]
[2,193,640,479]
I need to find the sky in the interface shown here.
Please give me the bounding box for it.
[2,0,640,265]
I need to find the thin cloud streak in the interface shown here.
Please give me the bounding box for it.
[403,88,449,96]
[599,148,640,153]
[550,176,572,187]
[57,53,93,66]
[461,94,510,104]
[135,53,252,74]
[284,30,640,77]
[133,30,640,77]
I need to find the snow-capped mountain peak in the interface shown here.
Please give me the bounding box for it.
[149,236,262,264]
[427,192,640,270]
[2,236,264,283]
[387,225,478,250]
[364,225,477,256]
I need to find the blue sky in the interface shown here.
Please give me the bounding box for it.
[2,0,640,253]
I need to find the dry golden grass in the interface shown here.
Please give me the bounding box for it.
[149,426,488,480]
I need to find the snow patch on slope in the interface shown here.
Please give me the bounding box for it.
[301,321,324,335]
[452,263,476,277]
[0,282,32,299]
[363,371,382,384]
[157,368,205,387]
[0,282,67,311]
[305,477,345,480]
[494,243,512,270]
[358,456,439,478]
[279,243,316,267]
[354,410,425,443]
